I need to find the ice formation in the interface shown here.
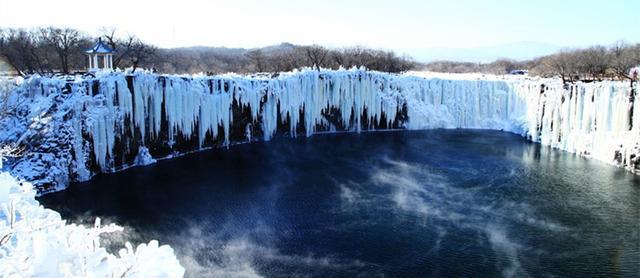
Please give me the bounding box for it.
[0,69,639,195]
[79,70,405,171]
[517,80,640,170]
[134,146,157,166]
[0,169,185,277]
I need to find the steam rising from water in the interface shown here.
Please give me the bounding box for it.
[336,158,575,277]
[40,130,640,277]
[164,225,371,277]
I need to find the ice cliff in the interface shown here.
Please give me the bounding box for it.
[0,69,638,195]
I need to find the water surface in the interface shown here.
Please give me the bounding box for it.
[40,130,640,277]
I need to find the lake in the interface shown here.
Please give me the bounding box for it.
[39,130,640,277]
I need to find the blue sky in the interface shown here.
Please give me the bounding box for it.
[1,0,638,51]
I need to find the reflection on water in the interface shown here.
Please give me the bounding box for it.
[39,130,640,277]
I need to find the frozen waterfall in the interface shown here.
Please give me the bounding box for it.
[1,69,638,194]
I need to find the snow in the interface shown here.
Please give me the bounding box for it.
[0,169,184,277]
[134,146,157,166]
[402,76,527,132]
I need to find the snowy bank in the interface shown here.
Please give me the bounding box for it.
[0,165,185,277]
[0,69,639,195]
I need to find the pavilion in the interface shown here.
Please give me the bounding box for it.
[85,38,114,71]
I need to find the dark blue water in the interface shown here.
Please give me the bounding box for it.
[39,130,640,277]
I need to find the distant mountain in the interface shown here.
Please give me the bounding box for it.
[167,42,561,64]
[163,43,299,56]
[403,41,564,63]
[158,41,561,72]
[154,42,304,74]
[255,42,298,54]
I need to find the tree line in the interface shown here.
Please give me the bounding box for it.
[142,44,415,74]
[241,45,415,74]
[0,27,157,76]
[0,27,415,76]
[8,26,635,81]
[531,42,640,82]
[424,41,640,82]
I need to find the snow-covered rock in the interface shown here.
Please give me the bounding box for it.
[0,169,185,277]
[134,146,156,166]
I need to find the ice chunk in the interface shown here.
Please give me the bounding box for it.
[134,146,157,166]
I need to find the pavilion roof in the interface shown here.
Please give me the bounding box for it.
[85,38,114,54]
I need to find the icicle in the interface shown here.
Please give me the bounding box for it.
[70,69,640,176]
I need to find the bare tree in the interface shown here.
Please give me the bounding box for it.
[576,46,609,80]
[3,26,414,75]
[41,27,85,74]
[0,29,23,76]
[99,28,157,72]
[488,59,518,74]
[127,38,157,73]
[0,29,42,75]
[302,45,329,71]
[331,50,345,68]
[545,51,580,82]
[246,49,267,72]
[341,47,374,69]
[633,44,640,64]
[99,28,139,68]
[267,50,303,73]
[609,41,637,80]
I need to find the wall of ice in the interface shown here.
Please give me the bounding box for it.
[515,80,640,171]
[1,70,638,195]
[82,70,407,174]
[405,76,639,172]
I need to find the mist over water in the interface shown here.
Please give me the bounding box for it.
[39,130,640,277]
